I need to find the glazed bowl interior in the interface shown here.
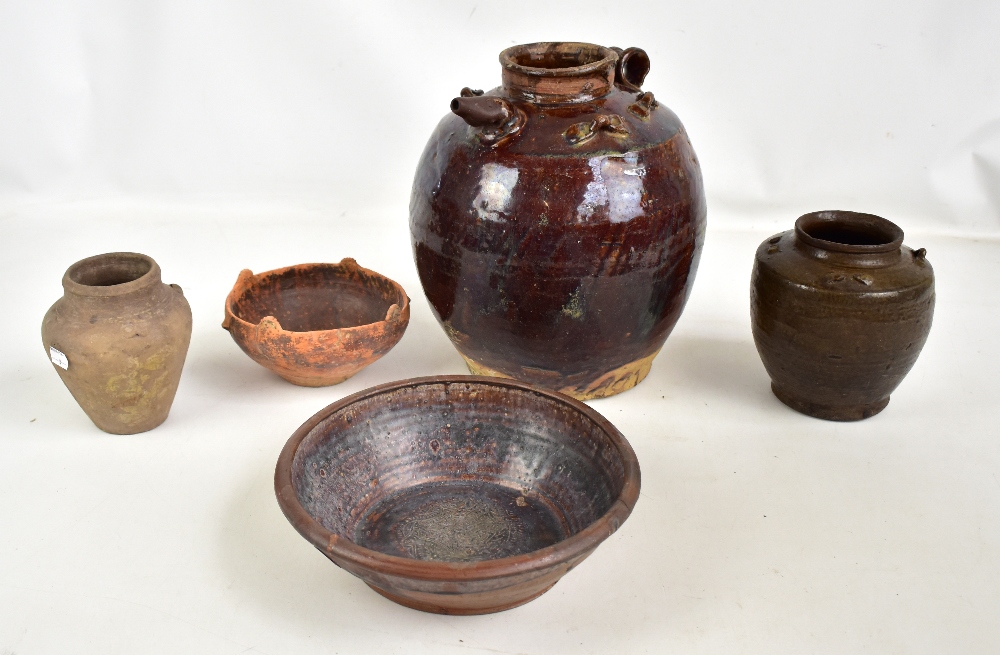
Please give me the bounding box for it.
[287,378,635,563]
[232,265,403,332]
[67,253,153,287]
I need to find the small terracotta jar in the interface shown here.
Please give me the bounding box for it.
[41,252,192,434]
[750,211,934,421]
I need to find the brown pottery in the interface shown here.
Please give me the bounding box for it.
[41,252,192,434]
[750,211,935,421]
[223,259,409,386]
[274,376,640,615]
[410,42,706,400]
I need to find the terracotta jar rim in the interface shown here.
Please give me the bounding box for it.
[499,42,618,103]
[500,42,618,77]
[63,252,161,298]
[795,211,904,254]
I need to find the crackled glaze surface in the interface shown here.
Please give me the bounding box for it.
[410,43,706,399]
[357,481,565,562]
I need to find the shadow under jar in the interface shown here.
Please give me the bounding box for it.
[410,42,706,400]
[274,376,640,615]
[750,211,934,421]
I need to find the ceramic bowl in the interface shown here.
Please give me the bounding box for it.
[274,376,640,615]
[223,259,409,386]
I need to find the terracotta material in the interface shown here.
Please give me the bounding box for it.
[751,211,935,421]
[274,376,641,615]
[223,259,409,386]
[410,42,706,400]
[41,252,192,434]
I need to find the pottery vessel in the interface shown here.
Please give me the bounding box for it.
[41,252,192,434]
[410,42,706,400]
[751,211,934,421]
[275,376,640,615]
[223,259,409,386]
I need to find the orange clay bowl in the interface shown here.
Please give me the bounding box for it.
[274,375,641,615]
[223,259,409,386]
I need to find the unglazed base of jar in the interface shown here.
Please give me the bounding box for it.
[274,371,353,387]
[366,581,557,616]
[771,383,890,422]
[461,350,658,401]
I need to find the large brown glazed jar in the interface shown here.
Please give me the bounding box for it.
[750,211,934,421]
[42,252,192,434]
[410,42,706,400]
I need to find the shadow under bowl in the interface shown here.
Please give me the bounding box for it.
[223,259,409,386]
[274,376,641,614]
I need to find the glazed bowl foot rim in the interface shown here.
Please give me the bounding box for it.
[365,581,557,615]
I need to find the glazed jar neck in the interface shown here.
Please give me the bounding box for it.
[793,211,904,268]
[500,42,618,104]
[62,252,162,301]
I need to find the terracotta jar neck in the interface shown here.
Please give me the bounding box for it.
[793,211,904,268]
[500,42,618,104]
[62,252,162,300]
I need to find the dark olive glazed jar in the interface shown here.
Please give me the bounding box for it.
[751,211,934,421]
[41,253,192,434]
[410,42,706,400]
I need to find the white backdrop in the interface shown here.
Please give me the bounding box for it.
[2,2,1000,654]
[2,0,999,233]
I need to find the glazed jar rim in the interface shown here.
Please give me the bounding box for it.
[795,211,904,254]
[499,42,618,78]
[63,252,161,298]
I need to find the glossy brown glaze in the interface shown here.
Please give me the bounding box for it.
[751,211,935,421]
[41,252,192,434]
[223,259,409,386]
[274,376,640,614]
[410,42,706,400]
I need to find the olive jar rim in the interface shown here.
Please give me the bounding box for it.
[795,211,904,254]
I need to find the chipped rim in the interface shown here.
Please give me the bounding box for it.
[274,375,641,583]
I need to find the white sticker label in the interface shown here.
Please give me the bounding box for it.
[49,346,69,370]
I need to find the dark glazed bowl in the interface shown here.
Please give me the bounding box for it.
[274,376,640,615]
[223,259,409,386]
